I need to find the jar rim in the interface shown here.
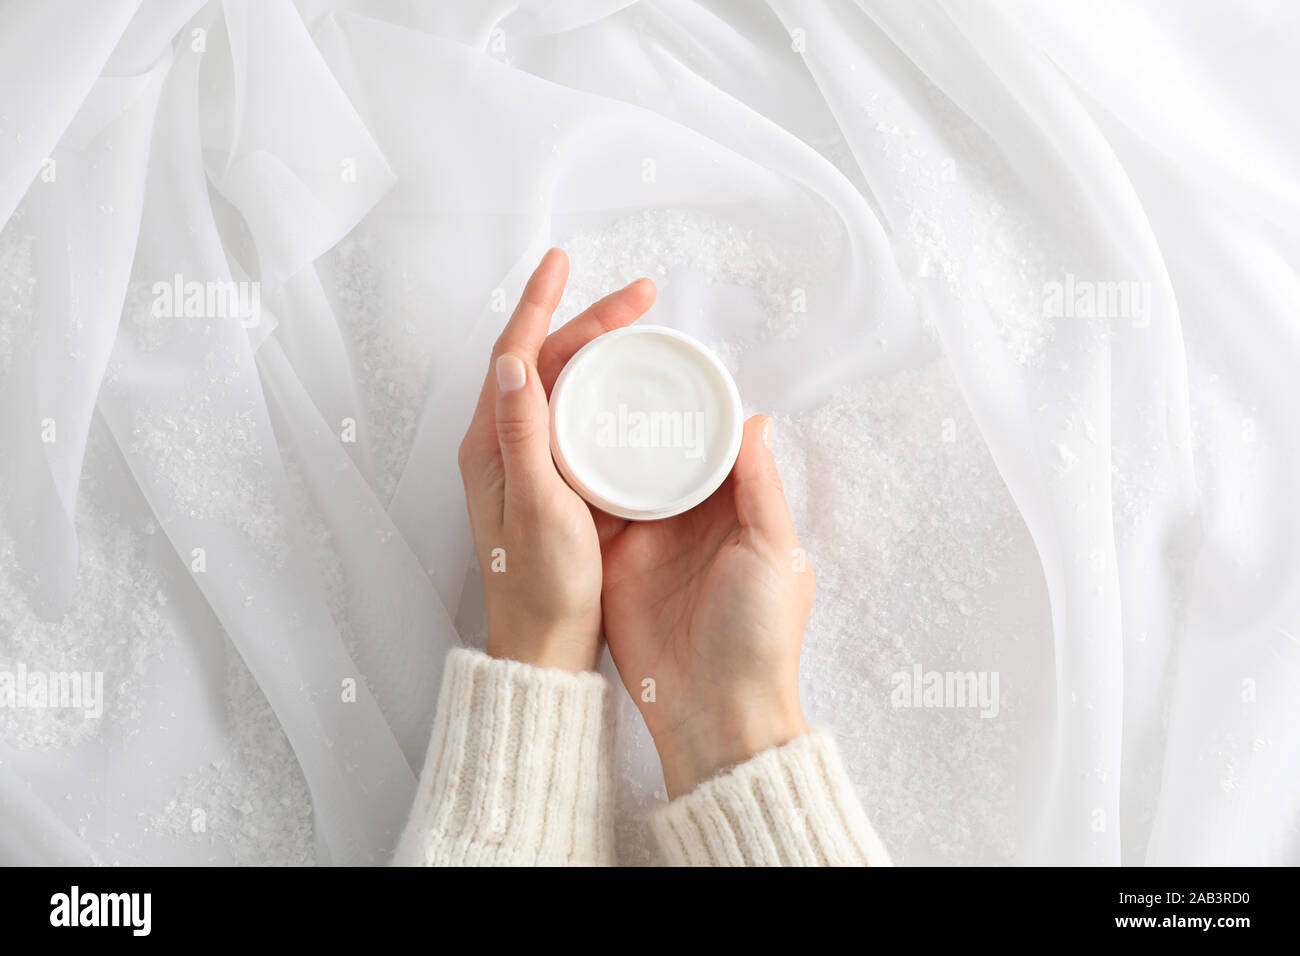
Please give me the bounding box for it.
[548,325,744,521]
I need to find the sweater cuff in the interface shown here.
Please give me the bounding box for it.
[649,729,892,866]
[391,647,617,866]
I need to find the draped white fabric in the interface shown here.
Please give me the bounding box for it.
[1,0,1296,865]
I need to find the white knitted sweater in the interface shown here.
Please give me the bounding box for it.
[391,648,891,866]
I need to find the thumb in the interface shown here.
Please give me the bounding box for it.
[494,352,555,504]
[732,415,797,545]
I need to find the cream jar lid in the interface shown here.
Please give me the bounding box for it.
[549,325,744,521]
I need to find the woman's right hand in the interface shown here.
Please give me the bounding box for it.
[598,415,814,798]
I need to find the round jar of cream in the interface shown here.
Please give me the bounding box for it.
[549,325,744,520]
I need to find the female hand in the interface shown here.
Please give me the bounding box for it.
[599,416,813,796]
[458,248,655,672]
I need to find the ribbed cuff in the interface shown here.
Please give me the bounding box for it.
[391,648,617,866]
[649,729,892,866]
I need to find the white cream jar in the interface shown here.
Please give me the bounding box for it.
[549,325,743,520]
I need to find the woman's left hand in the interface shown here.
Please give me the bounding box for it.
[457,248,656,672]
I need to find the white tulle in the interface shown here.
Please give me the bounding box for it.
[0,0,1296,865]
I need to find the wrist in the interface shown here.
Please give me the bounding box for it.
[485,618,601,673]
[655,695,808,799]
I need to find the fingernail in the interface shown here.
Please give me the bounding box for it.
[496,354,526,392]
[762,418,774,449]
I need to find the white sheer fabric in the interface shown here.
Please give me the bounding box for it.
[0,0,1296,865]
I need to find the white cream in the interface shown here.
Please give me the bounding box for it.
[549,326,743,520]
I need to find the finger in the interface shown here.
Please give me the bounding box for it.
[494,351,556,507]
[731,415,797,544]
[538,277,657,392]
[496,247,570,362]
[462,248,570,474]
